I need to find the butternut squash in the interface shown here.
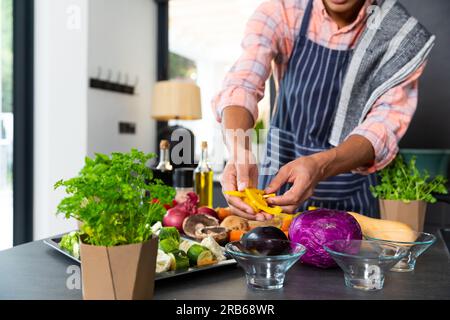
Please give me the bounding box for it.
[348,212,416,242]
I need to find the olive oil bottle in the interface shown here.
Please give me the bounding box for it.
[194,141,213,207]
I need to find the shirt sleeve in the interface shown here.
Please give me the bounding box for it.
[211,1,285,123]
[350,63,427,174]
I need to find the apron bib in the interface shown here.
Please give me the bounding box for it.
[259,0,378,217]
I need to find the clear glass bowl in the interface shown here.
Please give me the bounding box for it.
[365,231,436,272]
[324,240,409,291]
[225,240,306,290]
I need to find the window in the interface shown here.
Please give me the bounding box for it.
[168,0,271,171]
[0,0,13,250]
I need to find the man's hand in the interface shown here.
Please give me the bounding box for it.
[265,135,375,213]
[221,151,273,221]
[220,105,273,221]
[265,155,327,213]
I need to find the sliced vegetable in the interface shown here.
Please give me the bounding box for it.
[243,197,260,213]
[151,222,163,235]
[168,250,190,271]
[158,227,180,244]
[230,230,246,242]
[224,191,246,198]
[156,249,172,273]
[179,239,195,253]
[252,189,265,195]
[217,207,233,221]
[201,236,226,262]
[280,214,294,231]
[187,244,207,266]
[59,231,80,259]
[245,188,268,209]
[224,188,283,216]
[197,250,217,267]
[159,238,179,254]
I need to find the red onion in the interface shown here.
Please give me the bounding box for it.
[163,208,190,232]
[162,192,200,231]
[196,206,219,219]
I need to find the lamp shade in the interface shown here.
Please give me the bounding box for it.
[151,81,202,121]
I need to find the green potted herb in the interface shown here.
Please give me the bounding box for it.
[55,149,175,300]
[370,155,448,232]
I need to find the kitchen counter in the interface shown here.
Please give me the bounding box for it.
[0,229,449,300]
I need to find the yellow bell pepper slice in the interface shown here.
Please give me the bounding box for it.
[245,188,268,209]
[224,191,246,198]
[243,198,260,213]
[261,205,283,215]
[245,188,283,215]
[249,188,265,195]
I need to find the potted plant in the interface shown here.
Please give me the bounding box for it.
[55,149,175,300]
[370,155,448,232]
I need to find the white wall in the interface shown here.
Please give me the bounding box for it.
[33,0,157,241]
[87,0,157,156]
[34,0,88,240]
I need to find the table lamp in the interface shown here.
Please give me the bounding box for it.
[152,80,202,168]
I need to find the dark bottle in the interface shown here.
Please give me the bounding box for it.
[154,140,173,186]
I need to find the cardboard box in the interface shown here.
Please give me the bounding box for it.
[379,200,427,232]
[80,236,158,300]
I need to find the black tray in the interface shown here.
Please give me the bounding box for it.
[43,235,236,281]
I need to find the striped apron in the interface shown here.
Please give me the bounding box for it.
[259,0,379,217]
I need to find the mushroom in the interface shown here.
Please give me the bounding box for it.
[195,226,229,245]
[220,215,250,232]
[182,214,220,239]
[248,216,282,230]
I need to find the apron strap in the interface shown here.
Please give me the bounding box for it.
[299,0,314,38]
[270,0,314,121]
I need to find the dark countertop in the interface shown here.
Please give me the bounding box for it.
[0,228,449,300]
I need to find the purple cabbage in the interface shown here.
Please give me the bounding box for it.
[289,208,362,269]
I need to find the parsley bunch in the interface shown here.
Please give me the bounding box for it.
[370,155,448,204]
[55,149,176,247]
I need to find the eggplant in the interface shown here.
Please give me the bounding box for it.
[241,227,289,256]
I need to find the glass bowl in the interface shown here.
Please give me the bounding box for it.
[324,240,408,291]
[225,240,306,290]
[365,231,436,272]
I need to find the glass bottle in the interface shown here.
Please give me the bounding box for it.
[195,141,213,207]
[154,140,173,186]
[174,168,195,203]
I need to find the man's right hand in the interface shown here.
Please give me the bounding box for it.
[221,156,272,221]
[220,105,272,221]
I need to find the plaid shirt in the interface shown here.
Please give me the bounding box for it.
[212,0,425,173]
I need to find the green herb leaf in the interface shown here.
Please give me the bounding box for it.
[55,149,176,247]
[370,155,448,203]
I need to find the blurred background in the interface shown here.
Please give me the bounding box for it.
[1,0,449,250]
